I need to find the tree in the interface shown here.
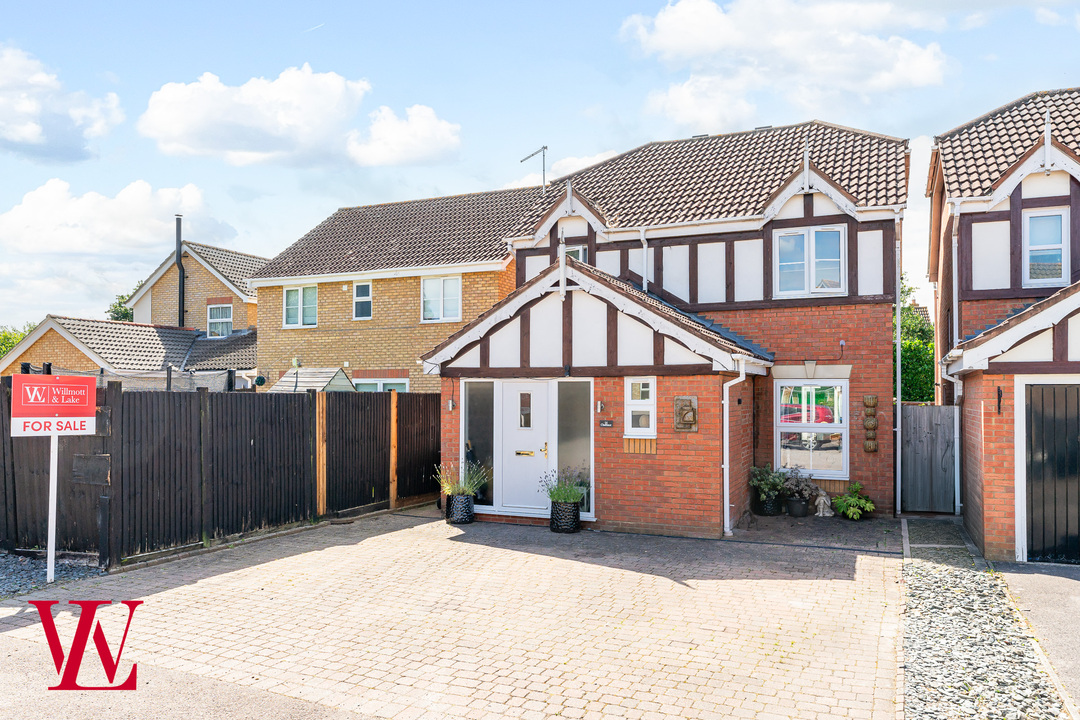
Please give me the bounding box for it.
[893,273,936,402]
[0,322,38,359]
[107,281,143,322]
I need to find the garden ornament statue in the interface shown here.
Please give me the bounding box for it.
[814,489,835,517]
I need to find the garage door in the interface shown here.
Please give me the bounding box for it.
[1027,385,1080,563]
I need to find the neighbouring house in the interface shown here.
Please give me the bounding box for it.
[268,367,355,393]
[911,301,932,326]
[422,121,908,536]
[0,316,257,390]
[248,187,544,393]
[929,88,1080,561]
[125,230,269,334]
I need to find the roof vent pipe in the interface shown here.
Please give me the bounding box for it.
[175,215,185,328]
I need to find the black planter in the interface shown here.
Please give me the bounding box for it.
[751,494,784,516]
[787,497,810,518]
[550,501,581,533]
[446,494,475,524]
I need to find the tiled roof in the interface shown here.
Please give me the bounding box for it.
[54,316,198,371]
[49,316,256,371]
[509,120,908,236]
[185,242,269,296]
[252,187,545,279]
[957,284,1080,349]
[185,330,257,371]
[935,87,1080,198]
[911,303,932,325]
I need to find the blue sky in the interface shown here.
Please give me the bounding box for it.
[2,0,1080,326]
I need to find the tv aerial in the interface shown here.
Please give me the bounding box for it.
[520,145,548,187]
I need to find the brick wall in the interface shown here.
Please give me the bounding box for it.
[705,302,896,514]
[439,373,755,539]
[151,254,253,331]
[1,329,100,375]
[258,265,515,394]
[962,371,1017,561]
[959,298,1038,342]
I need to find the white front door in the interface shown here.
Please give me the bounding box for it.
[500,381,550,511]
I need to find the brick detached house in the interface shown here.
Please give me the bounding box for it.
[247,187,543,393]
[422,121,908,537]
[0,227,266,389]
[929,88,1080,562]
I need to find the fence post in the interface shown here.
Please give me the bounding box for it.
[313,390,327,516]
[389,390,399,509]
[97,495,110,568]
[0,377,15,551]
[199,387,212,546]
[104,381,123,568]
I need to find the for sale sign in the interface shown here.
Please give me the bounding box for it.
[11,375,97,436]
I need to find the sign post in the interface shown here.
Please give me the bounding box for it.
[10,375,97,583]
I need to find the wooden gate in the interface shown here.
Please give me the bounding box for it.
[1026,384,1080,563]
[901,404,957,513]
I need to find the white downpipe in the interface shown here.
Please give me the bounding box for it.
[722,357,747,537]
[895,216,903,517]
[639,228,649,293]
[950,201,961,348]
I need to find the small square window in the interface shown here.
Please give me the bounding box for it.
[354,282,372,320]
[207,304,233,337]
[565,245,587,262]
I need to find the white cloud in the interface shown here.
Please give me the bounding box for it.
[902,135,935,309]
[504,150,620,188]
[623,0,947,131]
[960,12,988,29]
[1036,7,1065,25]
[0,179,235,326]
[346,105,461,166]
[0,46,123,161]
[138,64,460,167]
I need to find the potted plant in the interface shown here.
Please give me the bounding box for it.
[749,464,786,516]
[831,482,876,520]
[539,464,590,533]
[782,466,819,518]
[437,461,489,525]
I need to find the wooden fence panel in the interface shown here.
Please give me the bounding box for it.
[396,393,440,500]
[120,392,202,557]
[0,378,15,549]
[901,404,957,513]
[324,392,391,513]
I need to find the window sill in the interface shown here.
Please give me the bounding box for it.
[420,318,462,324]
[282,324,318,329]
[773,291,848,300]
[352,317,372,322]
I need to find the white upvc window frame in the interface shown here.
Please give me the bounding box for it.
[565,245,587,263]
[421,275,462,323]
[1022,206,1070,288]
[772,224,847,298]
[773,379,849,480]
[353,378,409,392]
[624,376,657,439]
[207,304,233,338]
[283,285,318,328]
[353,281,373,320]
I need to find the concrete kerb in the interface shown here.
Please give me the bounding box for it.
[108,498,438,576]
[897,518,908,720]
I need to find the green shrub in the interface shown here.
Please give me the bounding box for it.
[437,461,490,496]
[832,482,876,520]
[539,464,590,503]
[749,464,786,502]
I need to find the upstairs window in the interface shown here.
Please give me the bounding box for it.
[353,282,372,320]
[284,286,317,327]
[565,245,587,262]
[1024,208,1070,287]
[422,276,462,322]
[774,226,846,297]
[207,305,233,337]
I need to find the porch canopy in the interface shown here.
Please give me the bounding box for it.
[422,257,774,377]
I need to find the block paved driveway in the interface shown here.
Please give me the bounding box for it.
[0,508,902,720]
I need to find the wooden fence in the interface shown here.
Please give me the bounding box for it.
[0,378,441,566]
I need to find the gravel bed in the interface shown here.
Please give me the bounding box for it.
[0,553,104,599]
[907,519,966,546]
[905,546,1066,719]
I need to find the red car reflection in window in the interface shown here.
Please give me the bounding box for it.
[780,403,835,424]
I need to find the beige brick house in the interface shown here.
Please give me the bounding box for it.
[249,188,540,393]
[126,240,269,334]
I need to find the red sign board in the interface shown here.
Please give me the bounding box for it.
[11,375,97,437]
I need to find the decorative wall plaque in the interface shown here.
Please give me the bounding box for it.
[674,396,699,432]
